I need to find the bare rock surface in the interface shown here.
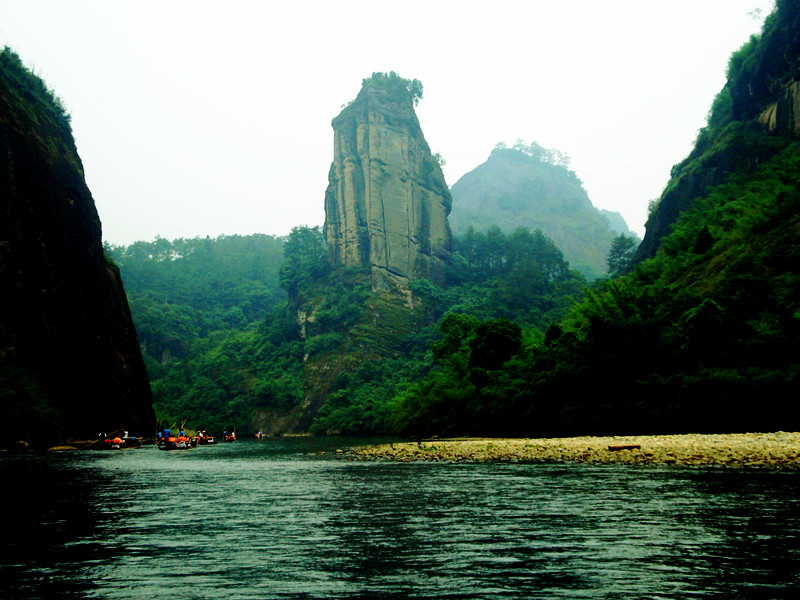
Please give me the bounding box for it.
[324,75,452,290]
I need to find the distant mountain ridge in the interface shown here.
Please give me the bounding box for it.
[449,146,628,279]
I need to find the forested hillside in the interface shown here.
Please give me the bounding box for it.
[302,224,587,436]
[105,235,286,431]
[391,1,800,437]
[110,225,586,435]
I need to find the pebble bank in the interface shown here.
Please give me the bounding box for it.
[351,432,800,468]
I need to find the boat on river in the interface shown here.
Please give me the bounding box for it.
[223,431,237,442]
[196,430,216,445]
[120,436,142,449]
[157,428,197,450]
[97,432,142,450]
[158,435,197,450]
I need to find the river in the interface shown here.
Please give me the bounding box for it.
[2,438,799,599]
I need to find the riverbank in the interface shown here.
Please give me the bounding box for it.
[350,432,800,468]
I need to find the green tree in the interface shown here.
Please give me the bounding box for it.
[407,78,423,106]
[607,234,637,276]
[362,72,423,107]
[278,226,330,298]
[468,318,522,371]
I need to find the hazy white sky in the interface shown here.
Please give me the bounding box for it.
[1,0,773,244]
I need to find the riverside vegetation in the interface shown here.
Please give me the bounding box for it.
[105,223,587,435]
[106,2,798,441]
[103,4,800,442]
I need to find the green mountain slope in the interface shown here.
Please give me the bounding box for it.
[450,144,628,279]
[636,1,800,262]
[391,2,800,437]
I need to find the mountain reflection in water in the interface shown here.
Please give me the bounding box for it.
[2,438,799,599]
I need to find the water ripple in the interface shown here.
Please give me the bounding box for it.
[2,440,799,599]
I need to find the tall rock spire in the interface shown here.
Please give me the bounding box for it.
[323,72,452,291]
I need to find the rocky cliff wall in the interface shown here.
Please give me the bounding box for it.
[324,77,452,291]
[634,3,800,264]
[0,49,154,444]
[757,80,800,136]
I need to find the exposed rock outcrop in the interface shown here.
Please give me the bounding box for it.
[758,80,800,136]
[635,3,800,263]
[324,73,452,291]
[0,49,154,444]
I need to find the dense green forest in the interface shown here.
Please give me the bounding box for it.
[105,234,287,431]
[109,226,586,435]
[305,225,587,435]
[394,139,800,436]
[390,1,800,436]
[112,3,800,438]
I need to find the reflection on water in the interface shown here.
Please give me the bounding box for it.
[1,438,799,599]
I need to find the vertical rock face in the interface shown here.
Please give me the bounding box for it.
[0,49,154,443]
[758,81,800,136]
[634,3,800,264]
[324,74,452,290]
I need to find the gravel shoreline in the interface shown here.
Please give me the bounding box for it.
[351,432,800,468]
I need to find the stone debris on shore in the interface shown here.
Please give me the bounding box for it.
[350,432,800,468]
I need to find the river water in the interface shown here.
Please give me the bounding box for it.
[2,438,799,599]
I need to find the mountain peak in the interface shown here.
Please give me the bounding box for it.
[450,145,624,279]
[324,74,452,291]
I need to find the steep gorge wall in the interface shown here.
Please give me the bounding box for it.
[757,80,800,136]
[635,3,800,263]
[324,78,452,291]
[0,50,154,443]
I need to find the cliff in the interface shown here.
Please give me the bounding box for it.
[757,80,800,135]
[450,147,623,279]
[323,73,452,291]
[635,1,800,262]
[0,48,154,445]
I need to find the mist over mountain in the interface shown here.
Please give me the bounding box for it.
[10,2,798,442]
[449,143,628,279]
[392,1,800,436]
